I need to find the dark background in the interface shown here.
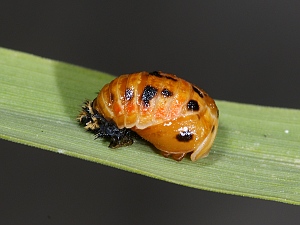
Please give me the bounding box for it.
[1,1,299,224]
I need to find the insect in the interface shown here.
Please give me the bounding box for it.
[78,71,219,161]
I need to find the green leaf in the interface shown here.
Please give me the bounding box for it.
[1,47,299,205]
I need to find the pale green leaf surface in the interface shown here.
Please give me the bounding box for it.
[1,47,299,204]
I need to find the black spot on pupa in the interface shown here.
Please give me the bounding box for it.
[192,86,204,98]
[149,71,162,77]
[187,100,199,111]
[161,88,173,97]
[149,71,177,81]
[125,88,134,101]
[142,85,158,107]
[110,93,114,102]
[211,125,215,133]
[176,129,193,142]
[165,76,177,81]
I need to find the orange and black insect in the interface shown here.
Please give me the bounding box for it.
[78,71,219,161]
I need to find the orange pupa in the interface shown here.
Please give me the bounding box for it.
[78,71,219,161]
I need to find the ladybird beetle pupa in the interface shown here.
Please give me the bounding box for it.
[78,71,219,161]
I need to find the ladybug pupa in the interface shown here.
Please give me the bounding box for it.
[78,71,219,161]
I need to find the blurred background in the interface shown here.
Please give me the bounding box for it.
[1,1,299,224]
